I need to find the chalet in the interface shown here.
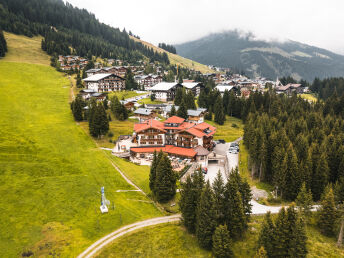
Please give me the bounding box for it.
[86,68,101,77]
[134,108,155,122]
[215,85,238,95]
[276,84,303,95]
[130,116,216,159]
[134,75,163,90]
[182,82,204,96]
[120,100,135,111]
[78,89,106,101]
[149,82,183,102]
[187,108,207,124]
[83,73,125,92]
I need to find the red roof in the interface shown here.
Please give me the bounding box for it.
[130,145,197,158]
[165,116,185,124]
[185,127,205,138]
[134,119,165,133]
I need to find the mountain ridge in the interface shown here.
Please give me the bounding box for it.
[175,30,344,81]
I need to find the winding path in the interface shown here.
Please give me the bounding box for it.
[77,214,181,258]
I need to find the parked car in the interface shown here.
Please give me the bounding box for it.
[230,142,240,152]
[202,167,208,174]
[218,139,226,144]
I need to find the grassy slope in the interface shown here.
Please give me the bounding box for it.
[108,91,146,100]
[0,33,161,257]
[130,36,215,74]
[97,217,344,258]
[138,97,163,105]
[206,116,244,143]
[300,93,318,102]
[3,32,50,66]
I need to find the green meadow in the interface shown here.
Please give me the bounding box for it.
[206,115,244,143]
[0,34,161,257]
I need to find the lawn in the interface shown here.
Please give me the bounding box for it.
[299,93,318,102]
[0,60,162,257]
[138,97,163,105]
[107,155,151,194]
[3,32,50,66]
[206,116,244,143]
[96,216,344,258]
[108,91,146,100]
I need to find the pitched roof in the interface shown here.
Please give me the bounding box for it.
[215,85,234,92]
[134,119,164,132]
[194,145,210,156]
[187,109,203,117]
[182,82,202,89]
[134,108,153,115]
[130,145,197,158]
[165,116,185,124]
[164,105,179,113]
[150,82,180,91]
[83,73,112,82]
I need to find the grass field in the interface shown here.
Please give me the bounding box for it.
[130,36,215,74]
[3,32,50,66]
[206,116,244,143]
[0,35,162,256]
[107,155,151,194]
[138,97,163,105]
[108,91,146,100]
[97,216,344,258]
[300,93,318,102]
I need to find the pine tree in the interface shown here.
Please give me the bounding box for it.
[177,101,188,119]
[254,247,268,258]
[0,30,7,57]
[212,225,233,258]
[283,144,301,200]
[318,186,337,236]
[214,95,225,125]
[149,151,160,192]
[258,212,275,256]
[196,181,216,249]
[154,154,176,202]
[273,207,289,257]
[170,105,176,116]
[71,95,84,121]
[180,175,198,233]
[186,90,196,110]
[224,176,247,239]
[212,171,226,225]
[296,182,313,217]
[174,87,184,106]
[89,102,109,137]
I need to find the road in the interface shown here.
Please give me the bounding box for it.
[124,92,149,102]
[77,214,181,258]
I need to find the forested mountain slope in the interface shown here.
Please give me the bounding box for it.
[176,31,344,81]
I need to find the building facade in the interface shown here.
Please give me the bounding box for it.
[83,73,125,92]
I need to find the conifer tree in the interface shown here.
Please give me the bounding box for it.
[180,175,198,233]
[170,105,176,116]
[186,90,196,110]
[296,182,313,217]
[214,95,225,125]
[224,176,247,239]
[212,225,233,258]
[174,87,184,106]
[71,95,84,121]
[0,30,7,57]
[212,171,226,225]
[198,89,208,108]
[283,144,301,200]
[89,102,109,137]
[258,212,275,256]
[318,186,337,236]
[149,151,160,192]
[154,154,176,202]
[196,181,216,249]
[273,207,289,257]
[177,100,188,119]
[254,247,267,258]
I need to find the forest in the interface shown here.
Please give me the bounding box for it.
[0,29,6,57]
[0,0,169,63]
[158,43,177,54]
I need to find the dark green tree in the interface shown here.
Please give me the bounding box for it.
[214,95,225,125]
[196,181,217,249]
[296,182,313,217]
[154,154,176,202]
[212,171,226,225]
[180,175,198,233]
[318,186,337,236]
[170,105,176,116]
[212,225,233,258]
[174,87,184,106]
[177,100,188,119]
[258,212,275,257]
[89,102,109,137]
[71,95,84,121]
[186,90,196,110]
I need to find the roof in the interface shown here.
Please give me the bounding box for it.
[165,105,179,113]
[83,73,112,82]
[187,109,203,117]
[86,68,101,73]
[197,108,207,112]
[150,82,180,91]
[215,85,234,92]
[194,145,210,156]
[134,119,164,132]
[80,89,97,93]
[185,127,205,138]
[165,116,185,124]
[130,145,197,158]
[134,108,153,115]
[182,82,202,89]
[277,85,291,91]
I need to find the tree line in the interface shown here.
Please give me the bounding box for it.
[158,43,177,54]
[311,77,344,100]
[0,0,169,64]
[0,29,6,57]
[179,169,251,255]
[243,90,344,202]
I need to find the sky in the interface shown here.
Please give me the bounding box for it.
[65,0,344,54]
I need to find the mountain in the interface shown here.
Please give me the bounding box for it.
[175,31,344,81]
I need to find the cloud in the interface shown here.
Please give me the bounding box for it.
[65,0,344,54]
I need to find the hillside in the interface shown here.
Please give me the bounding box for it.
[130,36,215,74]
[175,30,344,81]
[0,32,161,257]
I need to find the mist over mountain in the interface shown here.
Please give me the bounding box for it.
[175,31,344,81]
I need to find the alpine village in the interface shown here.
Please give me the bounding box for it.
[1,0,344,257]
